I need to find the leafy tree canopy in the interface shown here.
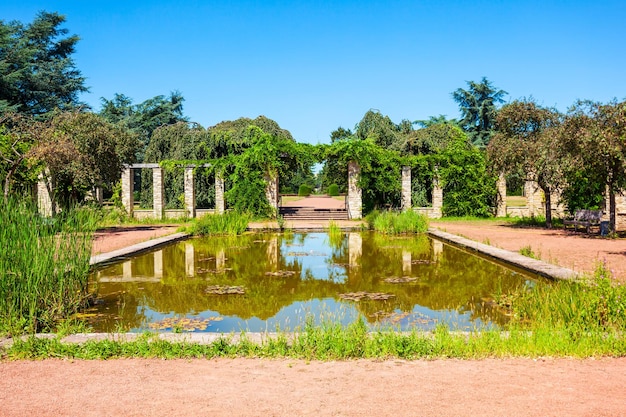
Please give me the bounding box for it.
[452,77,507,148]
[100,92,187,161]
[0,12,87,117]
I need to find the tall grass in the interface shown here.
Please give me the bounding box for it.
[0,199,98,334]
[366,210,428,234]
[187,211,250,236]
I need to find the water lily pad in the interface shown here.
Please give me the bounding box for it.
[338,291,395,301]
[204,285,245,295]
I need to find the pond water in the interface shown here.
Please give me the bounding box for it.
[87,232,538,333]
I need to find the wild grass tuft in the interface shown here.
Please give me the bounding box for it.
[186,211,250,236]
[0,199,98,335]
[366,210,428,234]
[519,245,540,259]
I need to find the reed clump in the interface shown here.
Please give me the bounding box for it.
[187,211,250,236]
[366,210,428,234]
[0,199,97,334]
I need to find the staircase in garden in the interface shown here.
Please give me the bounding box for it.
[278,196,349,220]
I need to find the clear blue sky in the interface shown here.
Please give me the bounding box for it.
[3,1,625,144]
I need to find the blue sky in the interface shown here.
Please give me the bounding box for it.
[3,1,625,144]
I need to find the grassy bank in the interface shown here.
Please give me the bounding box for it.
[0,200,98,334]
[185,211,251,235]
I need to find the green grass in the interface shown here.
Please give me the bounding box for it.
[366,210,429,234]
[185,211,251,236]
[0,199,98,335]
[519,245,540,259]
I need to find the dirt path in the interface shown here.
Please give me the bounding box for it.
[92,226,180,255]
[430,220,626,282]
[1,357,625,417]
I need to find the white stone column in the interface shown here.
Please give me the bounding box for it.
[184,166,196,218]
[37,172,53,217]
[153,167,165,219]
[265,170,279,216]
[401,166,411,212]
[524,173,542,217]
[215,173,225,214]
[496,172,507,218]
[431,173,443,219]
[347,161,362,219]
[121,167,134,216]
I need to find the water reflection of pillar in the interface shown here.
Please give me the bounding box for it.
[266,236,278,270]
[185,243,195,277]
[432,239,443,262]
[216,249,226,273]
[154,250,163,279]
[348,233,362,268]
[122,260,132,280]
[402,250,412,275]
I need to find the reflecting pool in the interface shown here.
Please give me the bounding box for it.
[87,232,538,332]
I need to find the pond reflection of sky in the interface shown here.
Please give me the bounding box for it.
[282,233,347,283]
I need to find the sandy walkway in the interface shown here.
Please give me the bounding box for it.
[1,358,625,417]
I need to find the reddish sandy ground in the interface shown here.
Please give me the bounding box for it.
[1,358,625,416]
[3,216,623,416]
[92,225,180,255]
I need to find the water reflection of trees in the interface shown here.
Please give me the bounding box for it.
[90,232,537,331]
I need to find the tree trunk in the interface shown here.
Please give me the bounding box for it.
[544,188,552,229]
[609,187,616,233]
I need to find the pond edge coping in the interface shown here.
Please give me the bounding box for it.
[428,228,580,282]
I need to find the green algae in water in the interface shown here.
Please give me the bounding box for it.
[87,232,539,333]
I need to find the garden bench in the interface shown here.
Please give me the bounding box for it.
[563,209,603,234]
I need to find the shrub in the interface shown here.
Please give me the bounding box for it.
[298,184,312,196]
[328,183,339,196]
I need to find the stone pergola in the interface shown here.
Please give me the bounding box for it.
[120,163,226,219]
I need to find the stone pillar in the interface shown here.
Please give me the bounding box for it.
[431,174,443,219]
[184,166,196,218]
[616,192,626,232]
[401,166,411,212]
[347,161,362,219]
[496,172,507,217]
[95,187,104,204]
[215,173,225,214]
[264,170,279,216]
[524,174,542,217]
[121,167,134,216]
[36,172,53,217]
[152,167,165,219]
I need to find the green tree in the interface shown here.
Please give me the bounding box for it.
[563,100,626,232]
[489,99,564,228]
[100,92,187,161]
[354,109,410,149]
[452,77,507,147]
[0,113,41,199]
[30,111,139,209]
[0,12,87,117]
